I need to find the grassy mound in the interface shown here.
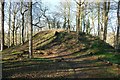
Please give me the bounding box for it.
[2,30,120,64]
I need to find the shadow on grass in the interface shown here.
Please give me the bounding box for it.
[2,56,118,78]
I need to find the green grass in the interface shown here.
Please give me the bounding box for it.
[105,54,120,64]
[11,51,22,55]
[31,58,53,62]
[94,50,120,64]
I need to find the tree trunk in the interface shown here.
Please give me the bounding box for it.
[68,19,70,33]
[76,1,81,40]
[86,18,90,34]
[98,2,100,37]
[82,6,86,33]
[0,0,4,51]
[116,0,120,51]
[21,14,25,44]
[28,1,33,59]
[15,30,17,45]
[20,1,28,44]
[63,17,66,29]
[48,21,51,29]
[67,1,70,33]
[103,1,110,41]
[12,13,16,46]
[8,2,11,47]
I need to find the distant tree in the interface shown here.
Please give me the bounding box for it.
[67,0,71,33]
[11,3,19,46]
[57,0,72,31]
[57,21,61,29]
[20,1,28,44]
[32,2,45,32]
[62,1,67,29]
[0,0,4,51]
[86,17,90,34]
[75,0,84,40]
[41,7,51,29]
[15,14,21,45]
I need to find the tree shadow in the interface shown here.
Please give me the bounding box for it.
[2,56,117,79]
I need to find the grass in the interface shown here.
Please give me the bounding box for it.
[11,51,22,55]
[104,54,120,64]
[91,50,120,64]
[31,58,53,62]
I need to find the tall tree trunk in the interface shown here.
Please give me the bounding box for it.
[8,2,11,47]
[12,14,16,46]
[76,0,81,40]
[21,14,25,44]
[28,1,33,59]
[20,1,28,44]
[0,0,4,51]
[67,1,70,33]
[116,0,120,50]
[98,2,100,37]
[103,1,110,41]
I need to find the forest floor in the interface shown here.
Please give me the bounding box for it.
[2,30,120,79]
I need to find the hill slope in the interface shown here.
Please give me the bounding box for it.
[2,30,119,64]
[2,30,120,78]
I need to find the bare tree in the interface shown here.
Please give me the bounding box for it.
[8,1,11,47]
[103,0,110,41]
[58,0,71,30]
[62,1,67,29]
[75,0,83,40]
[116,0,120,51]
[67,0,71,33]
[11,3,19,46]
[20,1,28,44]
[28,0,33,58]
[0,0,4,51]
[41,8,51,29]
[97,2,100,37]
[15,15,21,45]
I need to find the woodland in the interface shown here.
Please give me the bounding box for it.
[0,0,120,79]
